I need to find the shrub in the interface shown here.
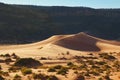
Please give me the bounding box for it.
[5,58,13,64]
[91,71,100,76]
[67,62,74,66]
[98,77,103,80]
[54,65,62,69]
[14,58,42,68]
[47,75,58,80]
[75,74,85,80]
[89,53,93,55]
[74,71,78,74]
[89,68,100,76]
[8,66,20,72]
[104,75,111,80]
[59,57,67,60]
[92,65,100,69]
[11,53,20,60]
[113,60,120,71]
[48,67,56,72]
[57,67,68,75]
[33,73,46,80]
[95,61,106,65]
[66,51,70,55]
[4,54,10,57]
[21,67,32,75]
[99,53,116,60]
[79,63,87,70]
[33,73,58,80]
[102,64,111,71]
[0,71,9,76]
[71,65,79,70]
[13,74,21,80]
[40,57,47,60]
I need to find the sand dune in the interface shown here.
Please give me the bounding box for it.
[0,32,119,57]
[54,32,101,51]
[54,32,120,52]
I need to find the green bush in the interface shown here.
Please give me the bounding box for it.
[4,54,10,57]
[47,75,58,80]
[13,74,21,80]
[33,73,58,80]
[67,62,74,66]
[98,77,103,80]
[102,64,111,71]
[48,67,56,72]
[40,57,47,60]
[14,58,42,68]
[8,66,20,72]
[57,67,68,75]
[95,61,106,65]
[113,60,120,71]
[104,75,111,80]
[75,74,85,80]
[99,53,116,60]
[54,65,62,69]
[0,71,9,76]
[21,67,32,75]
[89,70,100,76]
[33,73,46,80]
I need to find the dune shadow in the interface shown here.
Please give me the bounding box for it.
[54,35,101,52]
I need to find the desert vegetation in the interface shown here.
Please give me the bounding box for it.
[0,53,120,80]
[0,51,120,80]
[0,33,120,80]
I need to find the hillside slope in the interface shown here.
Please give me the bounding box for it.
[0,3,120,44]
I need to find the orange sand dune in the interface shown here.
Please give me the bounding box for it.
[54,32,120,52]
[0,32,119,57]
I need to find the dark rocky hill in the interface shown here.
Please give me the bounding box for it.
[0,3,120,44]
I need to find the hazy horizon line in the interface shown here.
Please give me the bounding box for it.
[1,2,120,9]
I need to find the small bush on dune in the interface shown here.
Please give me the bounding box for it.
[99,53,116,60]
[4,54,10,57]
[47,75,59,80]
[98,77,103,80]
[5,58,13,64]
[75,74,85,80]
[67,62,74,66]
[95,61,106,65]
[104,75,111,80]
[48,67,56,72]
[33,73,46,80]
[57,67,68,75]
[21,67,32,75]
[8,66,20,72]
[13,74,21,80]
[0,71,9,76]
[40,57,47,60]
[113,60,120,71]
[33,73,58,80]
[11,53,20,60]
[54,65,62,69]
[14,58,42,68]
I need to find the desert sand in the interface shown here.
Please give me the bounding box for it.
[0,32,119,57]
[0,32,120,80]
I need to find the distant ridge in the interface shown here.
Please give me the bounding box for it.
[0,3,120,44]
